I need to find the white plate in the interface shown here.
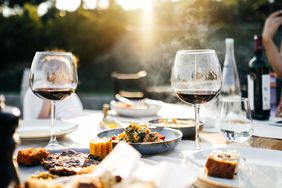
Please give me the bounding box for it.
[269,120,282,127]
[110,99,162,117]
[17,120,78,141]
[190,146,282,188]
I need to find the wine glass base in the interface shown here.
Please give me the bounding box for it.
[182,156,192,167]
[181,155,201,170]
[194,144,201,150]
[225,140,250,148]
[44,141,66,151]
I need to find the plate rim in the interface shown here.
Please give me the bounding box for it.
[110,100,162,117]
[17,120,78,140]
[148,118,205,128]
[197,173,237,188]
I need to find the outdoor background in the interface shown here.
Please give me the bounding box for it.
[1,0,282,108]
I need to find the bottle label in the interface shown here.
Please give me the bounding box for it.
[262,74,271,110]
[247,75,254,110]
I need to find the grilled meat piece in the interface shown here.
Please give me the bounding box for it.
[42,150,101,176]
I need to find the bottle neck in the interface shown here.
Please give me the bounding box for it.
[224,42,235,65]
[221,39,241,96]
[255,49,263,59]
[254,35,263,59]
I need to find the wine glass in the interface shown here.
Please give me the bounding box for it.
[29,52,78,150]
[171,50,222,149]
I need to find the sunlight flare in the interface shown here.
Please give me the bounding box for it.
[56,0,80,11]
[116,0,151,10]
[141,0,154,45]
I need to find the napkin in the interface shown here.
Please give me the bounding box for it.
[92,142,141,178]
[149,161,198,188]
[51,142,198,188]
[239,160,282,187]
[93,142,198,188]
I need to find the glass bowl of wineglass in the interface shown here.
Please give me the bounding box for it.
[29,51,78,150]
[171,49,222,149]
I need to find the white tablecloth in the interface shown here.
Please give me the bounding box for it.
[16,102,282,187]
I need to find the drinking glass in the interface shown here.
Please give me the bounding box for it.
[29,52,78,150]
[218,98,253,143]
[171,50,222,149]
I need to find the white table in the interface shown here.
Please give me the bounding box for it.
[17,102,282,187]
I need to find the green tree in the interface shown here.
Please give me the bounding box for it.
[0,3,43,69]
[1,0,46,7]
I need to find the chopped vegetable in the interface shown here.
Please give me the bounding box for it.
[112,122,165,143]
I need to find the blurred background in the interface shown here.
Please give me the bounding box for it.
[1,0,282,109]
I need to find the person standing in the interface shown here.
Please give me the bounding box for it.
[262,9,282,78]
[263,9,282,116]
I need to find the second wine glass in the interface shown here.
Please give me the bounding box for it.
[171,50,222,149]
[29,51,78,150]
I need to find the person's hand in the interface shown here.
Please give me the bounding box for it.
[262,10,282,42]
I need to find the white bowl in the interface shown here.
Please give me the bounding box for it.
[110,99,162,117]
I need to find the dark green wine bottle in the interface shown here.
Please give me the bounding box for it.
[247,35,270,120]
[0,95,21,188]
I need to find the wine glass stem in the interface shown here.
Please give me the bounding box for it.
[49,101,57,145]
[194,104,201,150]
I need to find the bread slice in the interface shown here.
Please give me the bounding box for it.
[205,150,239,179]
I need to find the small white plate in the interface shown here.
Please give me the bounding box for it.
[111,99,162,117]
[190,146,282,187]
[17,120,78,141]
[269,120,282,127]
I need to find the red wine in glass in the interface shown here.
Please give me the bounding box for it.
[176,91,218,104]
[33,88,74,101]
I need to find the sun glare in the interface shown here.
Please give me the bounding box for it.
[56,0,81,11]
[83,0,96,9]
[40,0,152,13]
[141,0,153,44]
[38,1,52,16]
[83,0,109,9]
[116,0,151,10]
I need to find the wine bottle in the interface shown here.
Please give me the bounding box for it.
[247,35,270,120]
[220,38,241,98]
[0,95,21,188]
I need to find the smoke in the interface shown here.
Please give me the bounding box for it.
[100,0,256,101]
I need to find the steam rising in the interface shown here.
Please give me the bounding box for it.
[99,0,255,100]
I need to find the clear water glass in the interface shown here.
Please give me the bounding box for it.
[218,98,253,143]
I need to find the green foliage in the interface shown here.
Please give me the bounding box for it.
[42,4,125,60]
[0,2,125,92]
[1,0,46,7]
[0,3,42,67]
[117,0,282,91]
